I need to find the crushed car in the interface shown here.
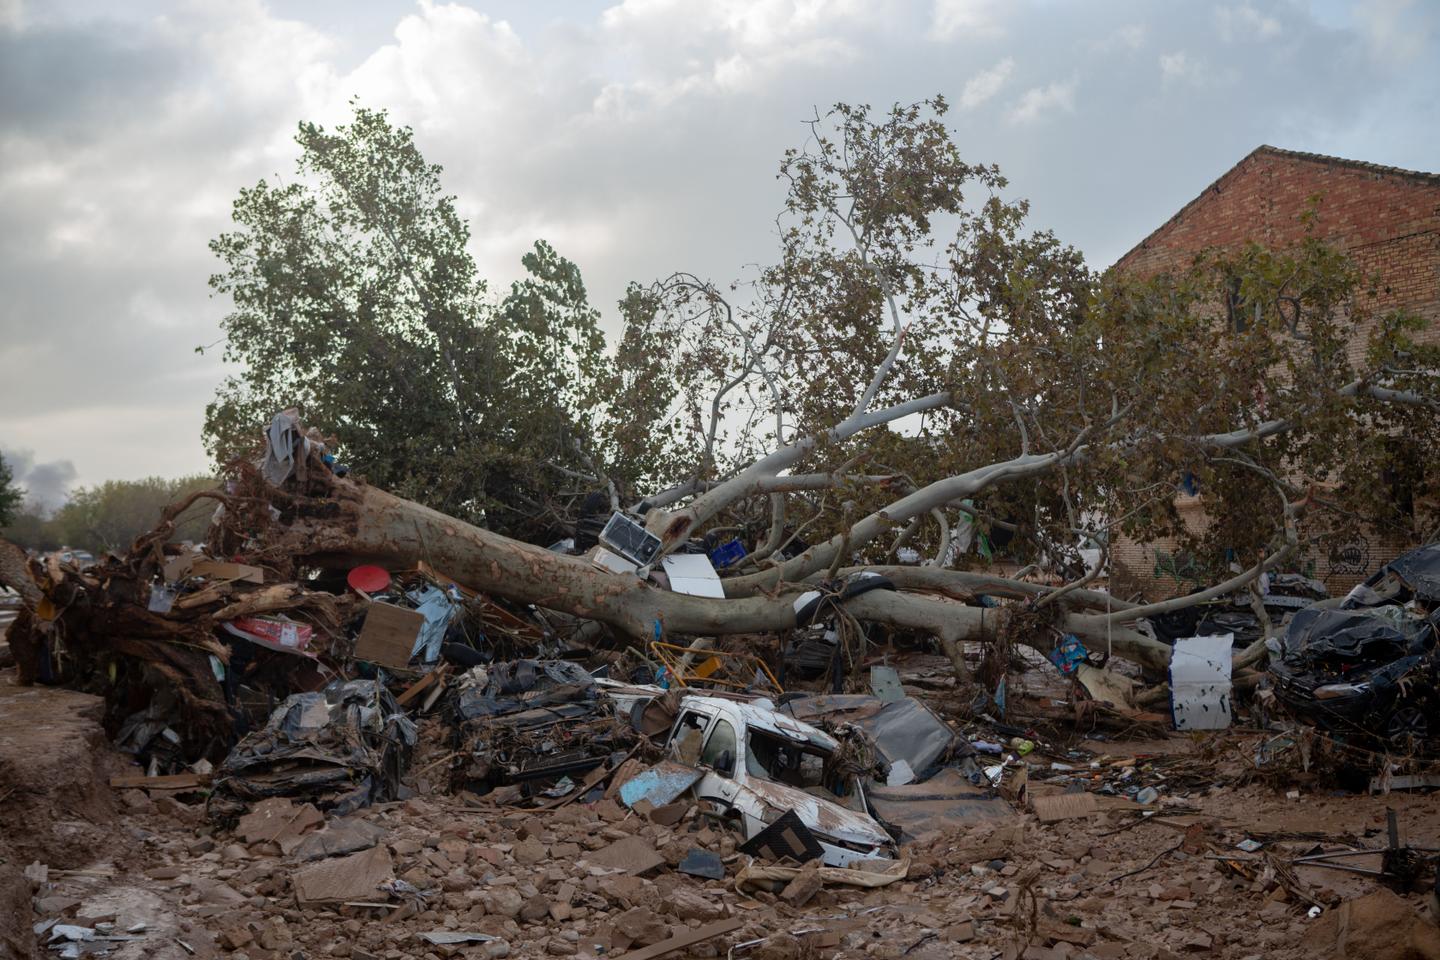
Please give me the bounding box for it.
[1267,543,1440,752]
[209,678,417,819]
[661,694,897,867]
[449,659,639,797]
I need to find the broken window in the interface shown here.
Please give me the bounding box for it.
[744,730,856,806]
[1225,274,1253,333]
[671,710,708,765]
[1381,438,1421,524]
[699,717,737,776]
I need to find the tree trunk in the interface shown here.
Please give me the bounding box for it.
[286,482,1174,671]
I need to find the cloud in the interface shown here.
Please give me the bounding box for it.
[1009,78,1075,124]
[930,0,1006,41]
[960,57,1014,108]
[1114,23,1147,49]
[1216,4,1282,42]
[1159,50,1202,83]
[1356,0,1435,63]
[1,447,77,512]
[0,0,22,32]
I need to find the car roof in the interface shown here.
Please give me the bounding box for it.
[678,695,837,751]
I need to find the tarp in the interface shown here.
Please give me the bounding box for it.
[734,856,909,895]
[453,659,597,720]
[1281,606,1431,662]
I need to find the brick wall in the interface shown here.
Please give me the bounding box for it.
[1110,147,1440,600]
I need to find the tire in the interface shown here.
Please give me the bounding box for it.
[1380,695,1435,756]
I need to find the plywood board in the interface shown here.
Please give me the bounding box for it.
[353,601,424,669]
[1031,792,1100,823]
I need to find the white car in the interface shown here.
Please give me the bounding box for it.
[664,694,896,867]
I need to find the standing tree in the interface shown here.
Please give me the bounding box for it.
[205,105,612,543]
[0,454,22,530]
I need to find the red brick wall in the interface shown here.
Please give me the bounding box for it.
[1110,148,1440,600]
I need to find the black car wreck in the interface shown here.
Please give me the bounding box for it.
[1268,544,1440,753]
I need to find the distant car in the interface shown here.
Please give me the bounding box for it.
[1267,544,1440,752]
[55,549,97,569]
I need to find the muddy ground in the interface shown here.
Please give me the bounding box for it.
[4,665,1440,960]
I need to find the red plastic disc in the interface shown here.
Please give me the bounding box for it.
[347,565,392,593]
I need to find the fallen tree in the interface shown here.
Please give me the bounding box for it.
[4,98,1439,755]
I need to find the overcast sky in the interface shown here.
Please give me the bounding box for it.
[0,0,1436,507]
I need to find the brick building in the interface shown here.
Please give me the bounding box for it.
[1109,145,1440,600]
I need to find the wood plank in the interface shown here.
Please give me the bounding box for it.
[395,668,443,707]
[613,918,743,960]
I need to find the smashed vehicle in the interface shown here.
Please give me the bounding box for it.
[663,694,897,867]
[1267,543,1440,752]
[209,678,416,819]
[1152,573,1330,648]
[449,659,640,797]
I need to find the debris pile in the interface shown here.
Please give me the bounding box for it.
[5,410,1440,959]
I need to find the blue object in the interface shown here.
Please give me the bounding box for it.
[709,538,748,569]
[1049,634,1087,676]
[994,676,1007,718]
[617,761,703,808]
[406,586,457,664]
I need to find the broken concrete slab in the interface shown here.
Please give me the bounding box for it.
[1031,792,1100,823]
[293,843,393,904]
[587,835,666,875]
[291,817,386,861]
[235,796,324,849]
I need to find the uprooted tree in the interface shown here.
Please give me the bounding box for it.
[5,97,1440,739]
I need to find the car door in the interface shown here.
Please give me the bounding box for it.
[696,714,741,805]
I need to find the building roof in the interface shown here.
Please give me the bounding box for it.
[1115,145,1440,268]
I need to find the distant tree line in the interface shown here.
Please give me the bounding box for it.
[0,474,217,556]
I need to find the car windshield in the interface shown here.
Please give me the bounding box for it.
[1345,571,1410,608]
[744,729,862,810]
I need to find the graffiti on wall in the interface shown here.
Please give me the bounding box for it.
[1152,549,1208,592]
[1327,537,1371,576]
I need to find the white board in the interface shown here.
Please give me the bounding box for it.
[661,554,725,598]
[1170,633,1233,730]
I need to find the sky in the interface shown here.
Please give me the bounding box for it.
[0,0,1437,509]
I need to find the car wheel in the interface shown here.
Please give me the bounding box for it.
[1382,698,1433,755]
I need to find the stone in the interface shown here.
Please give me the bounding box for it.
[513,839,548,866]
[519,894,550,922]
[613,907,668,948]
[485,887,525,919]
[780,862,822,908]
[666,887,726,922]
[220,927,254,950]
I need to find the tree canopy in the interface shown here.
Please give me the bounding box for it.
[205,98,1440,594]
[0,455,21,530]
[206,105,611,543]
